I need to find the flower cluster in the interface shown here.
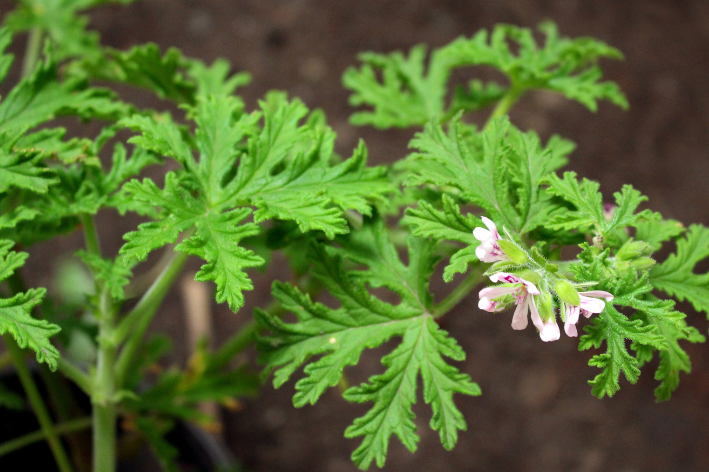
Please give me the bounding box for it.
[474,218,614,342]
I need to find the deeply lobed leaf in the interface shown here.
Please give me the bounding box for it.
[257,219,479,469]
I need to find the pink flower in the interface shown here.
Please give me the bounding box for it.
[473,217,510,263]
[478,272,545,334]
[562,290,615,337]
[540,318,561,342]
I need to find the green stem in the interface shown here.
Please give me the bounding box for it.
[0,417,92,458]
[93,305,116,472]
[80,214,119,472]
[4,336,74,472]
[432,268,485,317]
[485,85,524,128]
[56,358,92,395]
[81,214,101,258]
[114,250,189,387]
[20,27,43,79]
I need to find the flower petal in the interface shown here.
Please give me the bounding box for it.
[564,304,581,337]
[540,318,561,342]
[473,227,491,242]
[578,295,606,314]
[579,290,614,302]
[479,286,517,299]
[519,278,540,295]
[480,216,500,239]
[489,272,518,284]
[511,296,529,330]
[478,298,498,312]
[528,295,544,332]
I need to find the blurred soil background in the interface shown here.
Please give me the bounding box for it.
[4,0,709,471]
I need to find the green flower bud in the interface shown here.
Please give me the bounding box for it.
[498,240,528,265]
[617,238,653,261]
[554,280,580,306]
[536,291,554,322]
[530,247,558,273]
[517,269,542,285]
[531,247,547,267]
[630,256,656,271]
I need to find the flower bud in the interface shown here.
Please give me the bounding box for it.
[530,247,558,273]
[516,269,542,285]
[555,280,580,306]
[617,238,653,261]
[630,256,656,271]
[536,291,554,322]
[497,240,528,265]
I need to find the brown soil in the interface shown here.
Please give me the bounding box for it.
[7,1,709,471]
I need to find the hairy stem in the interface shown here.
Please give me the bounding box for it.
[0,417,92,458]
[485,85,524,128]
[20,27,43,79]
[4,336,75,472]
[114,250,189,387]
[432,267,485,317]
[80,214,119,472]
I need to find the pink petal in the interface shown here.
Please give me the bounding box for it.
[479,286,517,299]
[519,278,541,295]
[578,295,606,314]
[489,272,515,284]
[540,318,561,342]
[476,241,498,263]
[478,298,498,312]
[473,227,491,242]
[564,304,581,337]
[511,296,529,330]
[481,216,500,239]
[528,295,545,332]
[579,290,614,302]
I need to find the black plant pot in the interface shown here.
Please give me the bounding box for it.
[0,370,238,471]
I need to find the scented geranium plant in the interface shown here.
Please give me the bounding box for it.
[0,2,706,471]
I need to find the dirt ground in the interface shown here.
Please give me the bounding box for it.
[7,1,709,471]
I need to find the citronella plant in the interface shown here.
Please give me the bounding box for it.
[0,2,705,471]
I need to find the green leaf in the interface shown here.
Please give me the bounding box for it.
[0,147,57,194]
[121,93,392,311]
[403,194,478,245]
[634,218,684,251]
[176,209,264,311]
[343,22,626,128]
[447,80,506,118]
[544,171,658,238]
[0,240,58,370]
[651,225,709,316]
[632,303,705,401]
[73,43,197,104]
[441,22,628,111]
[185,57,251,99]
[343,44,456,128]
[7,0,99,60]
[572,247,690,398]
[406,115,573,234]
[0,50,128,135]
[257,220,479,469]
[76,251,134,300]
